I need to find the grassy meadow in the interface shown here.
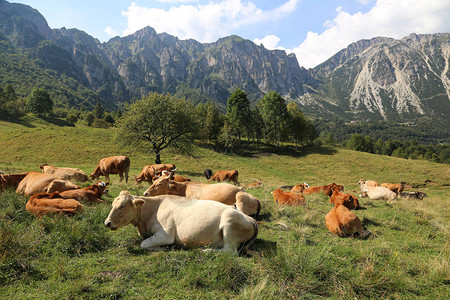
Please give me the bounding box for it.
[0,116,449,299]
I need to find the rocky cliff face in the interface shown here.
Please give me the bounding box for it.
[303,34,450,120]
[0,0,448,120]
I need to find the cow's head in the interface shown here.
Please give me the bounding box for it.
[134,176,147,185]
[325,183,344,196]
[89,166,102,181]
[95,181,109,194]
[39,163,49,170]
[104,191,144,230]
[143,175,176,196]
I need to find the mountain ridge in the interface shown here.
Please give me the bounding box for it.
[0,0,448,120]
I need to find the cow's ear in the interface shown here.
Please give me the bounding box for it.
[133,199,145,207]
[105,182,110,186]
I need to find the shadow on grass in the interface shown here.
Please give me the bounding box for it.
[0,114,74,127]
[251,239,277,255]
[197,140,337,159]
[362,217,381,227]
[0,114,35,127]
[40,116,74,127]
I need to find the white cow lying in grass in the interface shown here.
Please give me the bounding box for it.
[359,180,397,200]
[104,191,258,254]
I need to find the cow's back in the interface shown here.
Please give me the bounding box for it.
[16,172,60,195]
[325,205,362,236]
[100,156,130,173]
[16,172,77,196]
[195,183,242,205]
[367,186,397,200]
[44,166,88,182]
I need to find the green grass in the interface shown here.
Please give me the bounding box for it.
[0,116,449,299]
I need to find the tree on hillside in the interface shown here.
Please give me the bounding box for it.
[226,89,252,139]
[258,91,288,144]
[26,88,53,117]
[93,103,104,119]
[4,84,18,103]
[196,102,223,143]
[115,92,198,164]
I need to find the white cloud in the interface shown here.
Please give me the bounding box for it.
[121,0,299,42]
[104,26,119,37]
[290,0,450,68]
[157,0,199,3]
[253,35,282,49]
[357,0,371,4]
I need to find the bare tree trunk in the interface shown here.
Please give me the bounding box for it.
[155,152,161,164]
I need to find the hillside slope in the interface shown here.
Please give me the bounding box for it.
[0,118,448,299]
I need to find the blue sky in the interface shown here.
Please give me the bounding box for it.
[10,0,450,68]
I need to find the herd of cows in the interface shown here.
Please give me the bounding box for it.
[0,155,428,254]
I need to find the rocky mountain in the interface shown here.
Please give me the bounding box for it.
[0,0,448,120]
[300,34,450,120]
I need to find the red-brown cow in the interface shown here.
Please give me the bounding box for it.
[59,181,109,203]
[290,183,309,193]
[247,180,263,189]
[325,204,364,238]
[271,188,305,207]
[303,183,344,196]
[90,156,130,183]
[329,187,360,210]
[204,169,239,185]
[0,172,29,190]
[160,169,190,182]
[26,192,83,217]
[135,164,177,185]
[380,182,406,195]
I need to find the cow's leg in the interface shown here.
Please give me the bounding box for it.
[140,231,174,250]
[125,169,129,183]
[220,223,242,254]
[105,173,110,183]
[118,172,123,183]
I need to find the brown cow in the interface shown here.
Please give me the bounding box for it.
[16,172,80,196]
[143,175,260,216]
[59,181,109,203]
[135,164,176,185]
[303,183,344,196]
[0,172,29,190]
[204,169,239,185]
[380,182,406,195]
[90,156,130,183]
[160,170,190,182]
[271,189,305,207]
[247,180,263,189]
[290,183,309,193]
[325,204,364,237]
[26,192,83,217]
[329,187,360,210]
[40,164,88,182]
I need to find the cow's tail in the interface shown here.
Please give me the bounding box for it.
[238,217,258,256]
[255,199,261,217]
